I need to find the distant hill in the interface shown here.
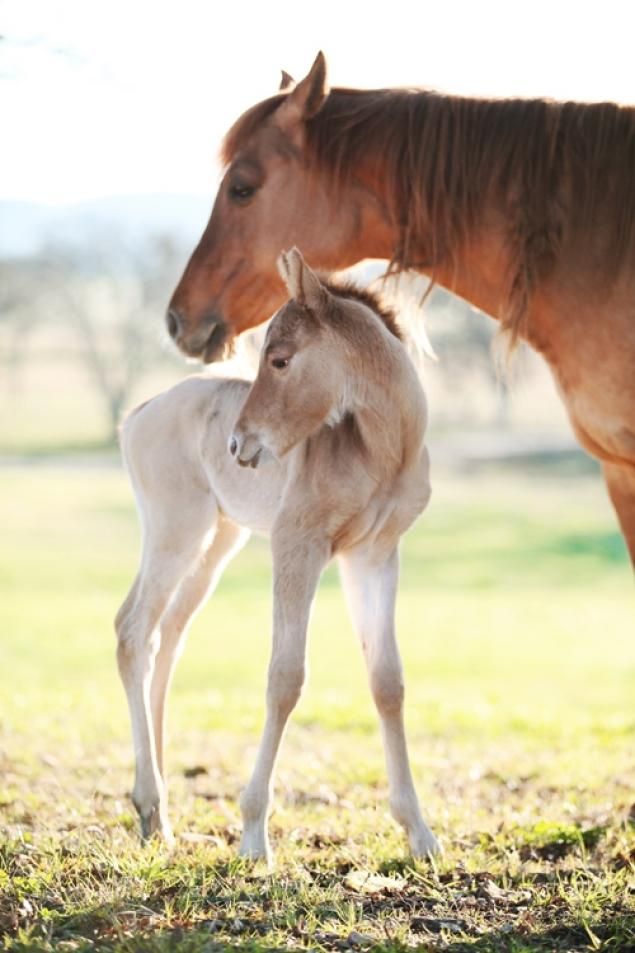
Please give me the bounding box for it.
[0,194,213,257]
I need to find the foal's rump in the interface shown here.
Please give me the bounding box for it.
[120,375,285,536]
[119,378,230,541]
[120,376,246,487]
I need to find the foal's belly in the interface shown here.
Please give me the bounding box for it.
[206,454,288,535]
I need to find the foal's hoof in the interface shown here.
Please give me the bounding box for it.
[238,835,272,867]
[409,827,442,859]
[138,805,174,847]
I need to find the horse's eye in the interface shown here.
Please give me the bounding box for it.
[229,183,256,203]
[271,356,289,370]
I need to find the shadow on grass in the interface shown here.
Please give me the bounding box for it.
[16,913,633,952]
[8,861,632,953]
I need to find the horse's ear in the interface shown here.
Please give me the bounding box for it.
[279,70,294,91]
[274,52,328,140]
[278,247,327,313]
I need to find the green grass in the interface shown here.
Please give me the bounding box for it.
[0,463,633,951]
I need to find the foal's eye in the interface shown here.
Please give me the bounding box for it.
[271,357,289,370]
[229,183,256,203]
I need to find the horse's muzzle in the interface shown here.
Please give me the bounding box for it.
[166,307,228,363]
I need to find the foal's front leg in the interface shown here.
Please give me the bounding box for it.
[339,546,439,858]
[239,530,329,863]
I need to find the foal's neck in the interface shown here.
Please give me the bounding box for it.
[333,320,423,474]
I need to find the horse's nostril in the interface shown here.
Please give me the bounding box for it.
[229,436,238,457]
[166,308,182,340]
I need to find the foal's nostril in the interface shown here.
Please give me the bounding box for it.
[229,436,238,457]
[166,308,182,340]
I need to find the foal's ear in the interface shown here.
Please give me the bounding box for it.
[278,248,327,313]
[274,52,328,139]
[279,70,295,91]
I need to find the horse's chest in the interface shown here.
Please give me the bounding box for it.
[529,284,635,464]
[542,338,635,465]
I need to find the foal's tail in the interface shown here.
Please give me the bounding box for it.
[117,397,155,486]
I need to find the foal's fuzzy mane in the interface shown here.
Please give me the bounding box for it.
[323,278,403,342]
[223,86,635,341]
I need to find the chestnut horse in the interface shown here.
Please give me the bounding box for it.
[169,53,635,563]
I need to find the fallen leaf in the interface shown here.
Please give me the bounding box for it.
[345,871,407,894]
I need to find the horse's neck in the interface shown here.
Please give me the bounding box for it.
[358,174,510,325]
[353,90,632,333]
[432,226,512,324]
[347,94,522,325]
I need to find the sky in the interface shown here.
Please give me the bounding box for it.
[2,0,635,204]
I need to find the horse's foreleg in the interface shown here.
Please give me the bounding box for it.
[151,519,249,777]
[239,531,328,864]
[603,461,635,566]
[339,546,439,858]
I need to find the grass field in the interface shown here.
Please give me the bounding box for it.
[0,461,633,952]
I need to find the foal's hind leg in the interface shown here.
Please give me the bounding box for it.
[115,495,217,842]
[151,518,250,778]
[603,461,635,566]
[339,546,439,858]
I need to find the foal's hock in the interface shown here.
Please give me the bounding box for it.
[116,248,438,862]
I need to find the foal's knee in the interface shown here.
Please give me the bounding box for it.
[267,659,305,716]
[370,664,404,715]
[115,616,160,684]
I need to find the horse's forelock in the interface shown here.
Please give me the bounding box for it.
[221,94,286,165]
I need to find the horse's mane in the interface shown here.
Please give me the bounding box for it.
[223,87,635,341]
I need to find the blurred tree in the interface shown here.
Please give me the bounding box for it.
[424,287,524,427]
[0,257,51,394]
[0,232,185,441]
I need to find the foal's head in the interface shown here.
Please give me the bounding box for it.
[229,248,398,468]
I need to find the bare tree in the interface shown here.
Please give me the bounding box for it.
[0,232,186,441]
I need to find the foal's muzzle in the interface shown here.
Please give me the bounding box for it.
[229,430,263,469]
[166,307,228,363]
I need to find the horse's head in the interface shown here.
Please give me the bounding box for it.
[167,53,391,361]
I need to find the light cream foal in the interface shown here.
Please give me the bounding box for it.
[115,248,438,863]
